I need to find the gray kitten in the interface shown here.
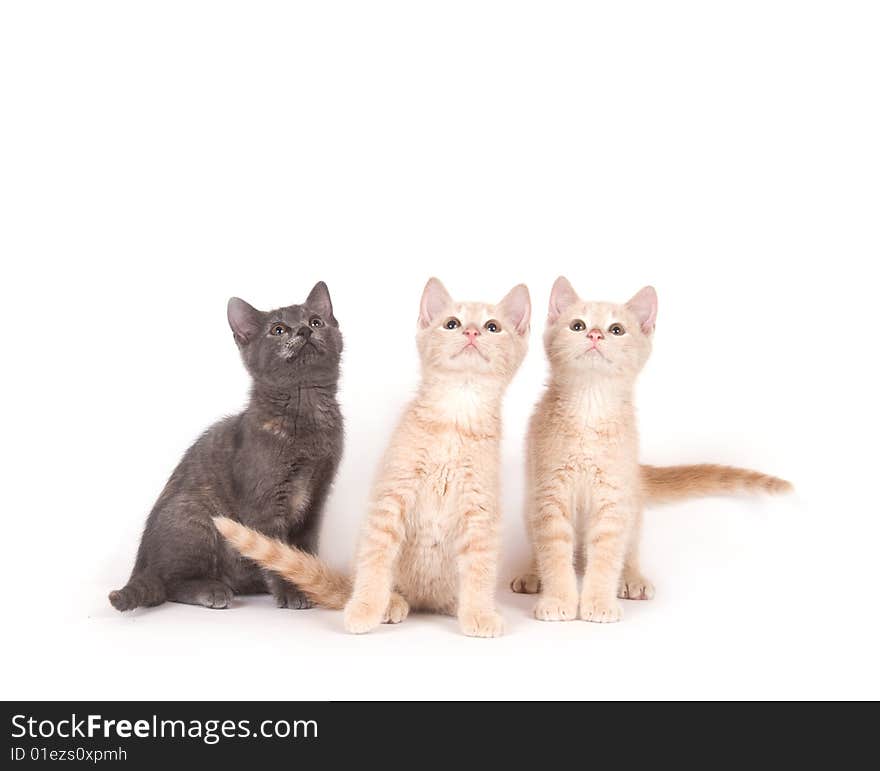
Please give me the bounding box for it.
[110,281,343,611]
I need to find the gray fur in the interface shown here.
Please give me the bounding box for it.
[109,281,344,611]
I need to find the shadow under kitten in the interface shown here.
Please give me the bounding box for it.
[109,281,344,612]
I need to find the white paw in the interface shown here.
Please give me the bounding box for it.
[343,599,384,634]
[459,608,504,638]
[579,597,623,623]
[534,596,578,622]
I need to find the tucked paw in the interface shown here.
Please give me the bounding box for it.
[510,573,541,594]
[459,608,504,638]
[534,596,578,621]
[618,574,655,601]
[343,599,384,634]
[276,587,315,610]
[579,596,623,623]
[382,593,410,624]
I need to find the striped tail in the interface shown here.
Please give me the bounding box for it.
[641,463,792,504]
[213,517,352,609]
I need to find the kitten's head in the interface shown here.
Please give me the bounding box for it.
[227,281,342,388]
[543,276,657,382]
[415,278,531,383]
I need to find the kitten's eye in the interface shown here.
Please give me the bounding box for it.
[310,317,323,328]
[570,320,586,332]
[271,324,288,336]
[609,324,626,336]
[484,320,501,333]
[444,317,461,330]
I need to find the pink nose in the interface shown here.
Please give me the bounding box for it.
[588,328,604,342]
[464,326,481,341]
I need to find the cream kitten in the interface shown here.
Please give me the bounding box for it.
[215,278,531,637]
[515,277,791,623]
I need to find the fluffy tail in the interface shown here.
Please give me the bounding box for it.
[108,570,166,611]
[641,463,792,504]
[213,517,352,609]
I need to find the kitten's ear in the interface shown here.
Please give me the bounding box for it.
[306,281,336,323]
[227,297,263,344]
[548,276,579,324]
[626,286,658,334]
[419,277,453,328]
[498,284,531,336]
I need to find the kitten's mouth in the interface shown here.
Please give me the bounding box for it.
[285,339,320,360]
[580,347,610,362]
[452,343,489,362]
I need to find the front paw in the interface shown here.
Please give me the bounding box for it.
[534,595,578,621]
[383,593,410,624]
[579,595,623,623]
[275,587,314,609]
[459,607,504,638]
[344,598,385,634]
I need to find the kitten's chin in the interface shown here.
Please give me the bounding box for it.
[552,355,613,378]
[286,341,322,361]
[446,354,491,373]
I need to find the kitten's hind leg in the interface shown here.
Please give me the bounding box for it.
[383,592,409,624]
[618,570,655,601]
[510,561,541,594]
[166,579,233,609]
[275,585,315,609]
[266,575,315,609]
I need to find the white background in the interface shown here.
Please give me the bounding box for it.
[2,2,878,700]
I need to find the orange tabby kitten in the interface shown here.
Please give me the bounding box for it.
[512,277,791,623]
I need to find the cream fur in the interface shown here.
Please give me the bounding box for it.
[515,278,792,623]
[214,276,791,634]
[343,280,530,637]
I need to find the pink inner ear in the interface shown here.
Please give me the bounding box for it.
[626,286,658,333]
[419,278,453,328]
[548,276,579,324]
[498,284,531,336]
